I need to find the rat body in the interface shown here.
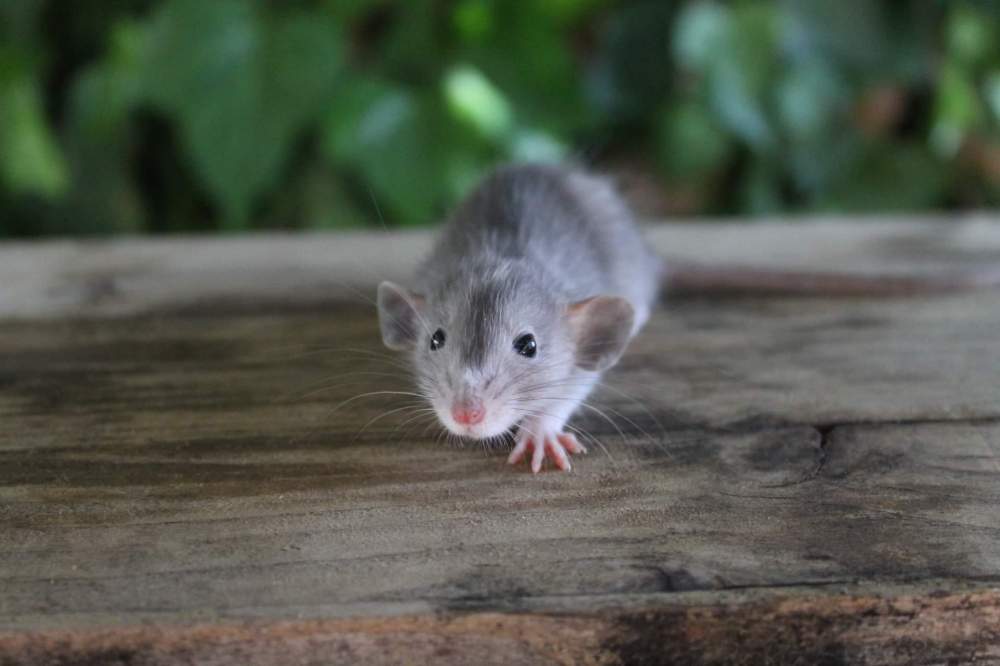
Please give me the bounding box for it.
[377,163,1000,472]
[377,163,661,472]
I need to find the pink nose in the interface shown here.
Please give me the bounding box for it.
[451,401,485,426]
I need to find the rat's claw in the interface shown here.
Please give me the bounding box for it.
[545,438,571,471]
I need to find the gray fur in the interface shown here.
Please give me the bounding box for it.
[377,163,661,444]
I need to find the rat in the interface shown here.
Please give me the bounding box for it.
[377,162,1000,473]
[376,163,661,473]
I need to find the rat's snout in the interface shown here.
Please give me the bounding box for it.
[451,399,485,426]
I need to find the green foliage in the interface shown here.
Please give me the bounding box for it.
[0,48,67,198]
[141,0,342,226]
[3,0,1000,236]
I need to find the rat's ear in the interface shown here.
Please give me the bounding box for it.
[377,281,426,351]
[566,296,635,372]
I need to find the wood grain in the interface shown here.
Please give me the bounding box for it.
[3,591,999,665]
[2,221,1000,663]
[3,216,1000,319]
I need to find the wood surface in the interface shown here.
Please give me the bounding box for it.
[2,220,1000,664]
[3,214,1000,319]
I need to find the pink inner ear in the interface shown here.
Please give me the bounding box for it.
[566,295,631,326]
[563,295,635,372]
[377,281,429,350]
[395,286,426,314]
[393,285,424,310]
[566,296,599,319]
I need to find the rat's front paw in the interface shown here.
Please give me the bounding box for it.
[507,429,587,473]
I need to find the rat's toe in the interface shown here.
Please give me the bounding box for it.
[530,438,546,473]
[557,433,586,455]
[508,428,583,473]
[545,438,571,471]
[507,437,531,464]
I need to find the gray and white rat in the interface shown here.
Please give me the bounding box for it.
[377,163,661,473]
[377,162,1000,473]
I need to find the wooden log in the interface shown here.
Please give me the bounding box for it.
[2,220,1000,663]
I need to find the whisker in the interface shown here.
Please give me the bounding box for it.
[394,412,440,444]
[277,371,413,404]
[353,404,430,441]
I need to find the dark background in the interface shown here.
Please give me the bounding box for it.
[2,0,1000,237]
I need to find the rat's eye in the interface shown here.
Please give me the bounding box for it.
[430,329,446,351]
[513,333,537,358]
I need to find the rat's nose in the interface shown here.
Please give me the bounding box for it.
[451,400,485,426]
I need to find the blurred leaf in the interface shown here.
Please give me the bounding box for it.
[453,0,493,43]
[709,61,772,150]
[931,60,984,157]
[656,99,731,178]
[0,61,68,197]
[268,16,343,125]
[141,0,341,227]
[948,4,996,66]
[672,2,730,71]
[323,76,400,162]
[985,71,1000,123]
[444,64,513,141]
[466,3,589,133]
[776,59,844,140]
[507,128,566,163]
[705,3,778,150]
[323,83,486,225]
[62,20,147,234]
[69,21,143,142]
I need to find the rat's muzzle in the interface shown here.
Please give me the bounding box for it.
[451,399,485,426]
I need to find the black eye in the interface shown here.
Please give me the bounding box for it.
[513,333,537,358]
[430,328,446,351]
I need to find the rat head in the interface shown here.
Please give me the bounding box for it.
[376,267,635,439]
